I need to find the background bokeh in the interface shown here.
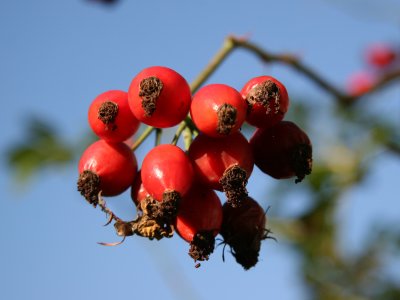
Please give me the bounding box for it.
[1,1,399,299]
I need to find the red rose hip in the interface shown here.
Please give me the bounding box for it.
[77,140,138,205]
[176,185,223,263]
[241,76,289,129]
[128,66,191,128]
[250,121,312,183]
[141,144,194,211]
[190,84,247,137]
[188,132,254,207]
[88,90,140,143]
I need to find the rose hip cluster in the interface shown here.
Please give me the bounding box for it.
[77,66,313,269]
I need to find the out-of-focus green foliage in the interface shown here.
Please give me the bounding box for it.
[6,118,95,183]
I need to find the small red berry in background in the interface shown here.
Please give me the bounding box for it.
[128,66,192,128]
[141,144,194,204]
[346,71,376,97]
[220,197,269,270]
[250,121,312,183]
[188,132,254,207]
[190,83,247,137]
[241,75,289,129]
[88,90,140,143]
[365,43,397,69]
[77,140,138,205]
[175,185,223,263]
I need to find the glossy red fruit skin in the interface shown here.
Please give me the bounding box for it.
[188,132,254,191]
[78,140,137,196]
[240,76,289,129]
[88,90,140,143]
[250,121,311,180]
[131,170,152,206]
[141,144,194,200]
[365,43,396,68]
[190,84,247,137]
[175,185,223,243]
[128,66,191,128]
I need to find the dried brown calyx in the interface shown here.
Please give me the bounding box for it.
[114,219,135,237]
[246,80,280,114]
[189,231,216,262]
[161,190,180,221]
[131,190,181,240]
[95,192,176,245]
[139,76,163,117]
[98,101,118,130]
[219,164,248,208]
[291,143,313,183]
[217,103,237,135]
[130,214,174,240]
[77,170,100,206]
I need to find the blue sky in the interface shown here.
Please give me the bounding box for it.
[1,1,399,299]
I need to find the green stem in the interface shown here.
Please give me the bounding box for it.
[183,127,193,151]
[170,36,236,145]
[183,116,198,133]
[171,121,188,146]
[190,36,236,94]
[155,128,162,146]
[132,126,155,151]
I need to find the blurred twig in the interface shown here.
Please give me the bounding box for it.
[229,36,400,104]
[192,35,400,105]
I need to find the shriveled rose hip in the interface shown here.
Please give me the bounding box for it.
[220,197,268,270]
[250,120,312,183]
